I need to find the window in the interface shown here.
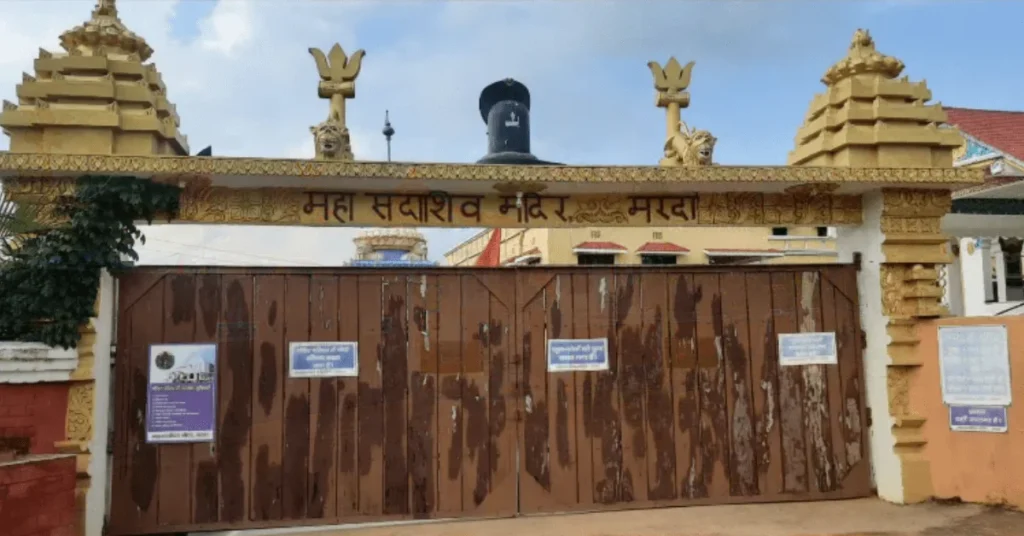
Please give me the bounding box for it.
[577,253,615,266]
[771,227,788,236]
[652,231,663,240]
[817,226,830,237]
[590,230,601,239]
[641,255,677,266]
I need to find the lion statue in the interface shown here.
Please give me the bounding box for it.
[310,120,353,160]
[661,122,716,166]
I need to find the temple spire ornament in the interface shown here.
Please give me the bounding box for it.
[59,0,153,60]
[648,58,715,166]
[308,44,365,160]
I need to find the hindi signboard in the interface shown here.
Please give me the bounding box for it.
[146,343,217,443]
[949,405,1008,433]
[289,341,359,378]
[937,325,1012,406]
[778,332,838,366]
[547,338,609,372]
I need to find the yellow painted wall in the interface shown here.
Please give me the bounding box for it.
[444,226,838,266]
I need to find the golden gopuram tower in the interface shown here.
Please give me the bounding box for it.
[0,0,188,156]
[790,29,963,503]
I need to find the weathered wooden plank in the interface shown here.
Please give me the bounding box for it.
[356,275,384,516]
[381,274,410,516]
[615,272,647,504]
[819,270,846,488]
[719,272,757,496]
[156,275,196,527]
[642,272,676,502]
[571,273,595,508]
[769,272,808,493]
[547,274,578,508]
[251,275,284,521]
[745,272,783,497]
[435,274,463,515]
[833,273,867,488]
[670,273,702,500]
[125,278,164,532]
[282,275,310,519]
[219,275,253,523]
[459,275,490,511]
[337,275,360,516]
[694,273,728,499]
[309,275,340,518]
[796,271,834,494]
[519,272,552,511]
[406,274,437,518]
[589,271,622,504]
[483,272,516,516]
[192,274,221,524]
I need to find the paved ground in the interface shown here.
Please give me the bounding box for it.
[232,499,1024,536]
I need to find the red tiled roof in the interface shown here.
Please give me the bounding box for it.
[573,241,627,251]
[636,241,689,254]
[704,248,783,255]
[945,107,1024,162]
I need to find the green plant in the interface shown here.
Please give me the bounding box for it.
[0,190,47,254]
[0,175,180,348]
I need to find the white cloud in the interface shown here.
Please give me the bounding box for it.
[0,0,882,266]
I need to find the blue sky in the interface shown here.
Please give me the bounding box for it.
[1,0,1022,264]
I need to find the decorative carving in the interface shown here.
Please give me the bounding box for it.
[822,29,905,85]
[66,382,94,443]
[310,120,353,161]
[59,0,154,61]
[0,153,985,185]
[179,186,302,224]
[661,123,717,167]
[886,367,912,416]
[565,197,629,225]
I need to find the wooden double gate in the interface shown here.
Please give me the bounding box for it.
[109,265,871,535]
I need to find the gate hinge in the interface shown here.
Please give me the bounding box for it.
[853,252,863,272]
[860,329,867,350]
[866,407,872,428]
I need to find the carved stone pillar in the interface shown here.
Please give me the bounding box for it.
[878,188,952,503]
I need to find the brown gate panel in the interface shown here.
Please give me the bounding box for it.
[109,265,869,535]
[515,266,871,515]
[109,270,518,535]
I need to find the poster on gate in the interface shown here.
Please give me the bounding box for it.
[146,343,217,443]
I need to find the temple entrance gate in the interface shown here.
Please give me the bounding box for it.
[0,4,986,534]
[108,263,869,535]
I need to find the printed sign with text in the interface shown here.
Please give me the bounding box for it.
[289,341,359,378]
[938,325,1012,406]
[146,343,217,443]
[949,405,1008,433]
[547,338,609,372]
[778,332,838,366]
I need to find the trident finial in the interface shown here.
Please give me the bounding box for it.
[648,57,696,146]
[308,43,366,160]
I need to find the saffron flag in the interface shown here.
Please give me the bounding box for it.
[475,229,502,266]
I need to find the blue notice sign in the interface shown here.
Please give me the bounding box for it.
[778,332,838,366]
[547,338,609,372]
[949,405,1008,433]
[289,342,358,378]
